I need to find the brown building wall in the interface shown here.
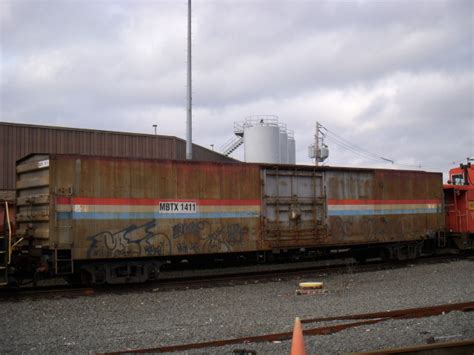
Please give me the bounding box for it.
[0,122,235,190]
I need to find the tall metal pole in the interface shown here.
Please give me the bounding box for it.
[186,0,193,160]
[315,122,320,167]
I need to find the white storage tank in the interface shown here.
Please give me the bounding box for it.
[243,116,280,163]
[287,130,296,164]
[279,124,288,164]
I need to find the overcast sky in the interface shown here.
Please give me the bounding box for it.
[1,0,472,177]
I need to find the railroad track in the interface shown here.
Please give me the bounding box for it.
[156,253,470,291]
[0,253,470,300]
[98,301,474,354]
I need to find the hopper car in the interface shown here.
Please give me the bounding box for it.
[0,154,472,286]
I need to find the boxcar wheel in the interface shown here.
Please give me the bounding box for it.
[352,250,368,264]
[380,248,390,262]
[80,269,93,286]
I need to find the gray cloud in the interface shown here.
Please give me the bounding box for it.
[1,0,472,178]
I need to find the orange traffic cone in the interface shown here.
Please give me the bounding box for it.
[290,317,306,355]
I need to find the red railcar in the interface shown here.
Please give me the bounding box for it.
[443,162,474,249]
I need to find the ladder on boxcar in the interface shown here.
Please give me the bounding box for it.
[54,249,74,275]
[0,201,12,286]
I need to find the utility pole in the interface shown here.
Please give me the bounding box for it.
[186,0,193,160]
[309,122,328,166]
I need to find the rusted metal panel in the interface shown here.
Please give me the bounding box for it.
[16,175,50,190]
[25,155,262,260]
[262,167,326,246]
[16,194,50,206]
[325,169,444,245]
[259,166,443,249]
[0,122,235,190]
[15,153,446,260]
[15,154,52,249]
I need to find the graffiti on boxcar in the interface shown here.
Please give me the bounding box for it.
[86,220,172,258]
[331,216,422,242]
[172,221,206,239]
[203,223,247,253]
[176,240,200,254]
[172,221,248,253]
[330,217,354,240]
[86,220,249,257]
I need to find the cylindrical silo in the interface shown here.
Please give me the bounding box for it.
[243,116,280,163]
[287,130,296,164]
[279,124,288,164]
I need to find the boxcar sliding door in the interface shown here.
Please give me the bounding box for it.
[262,167,327,246]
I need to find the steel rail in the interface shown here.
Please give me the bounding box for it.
[0,254,469,300]
[99,301,474,354]
[352,339,474,354]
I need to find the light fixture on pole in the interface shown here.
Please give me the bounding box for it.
[152,124,157,135]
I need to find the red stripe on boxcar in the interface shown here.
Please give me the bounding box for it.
[199,199,261,206]
[327,199,441,205]
[56,196,261,206]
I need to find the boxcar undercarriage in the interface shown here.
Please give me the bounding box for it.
[6,236,470,287]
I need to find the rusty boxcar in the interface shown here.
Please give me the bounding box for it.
[9,154,444,284]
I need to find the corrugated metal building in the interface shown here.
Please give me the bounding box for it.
[0,122,236,191]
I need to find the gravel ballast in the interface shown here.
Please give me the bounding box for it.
[0,258,473,354]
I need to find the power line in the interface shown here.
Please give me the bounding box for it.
[319,123,443,170]
[324,127,394,163]
[326,135,387,164]
[322,125,397,165]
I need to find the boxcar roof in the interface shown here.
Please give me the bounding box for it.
[18,152,441,176]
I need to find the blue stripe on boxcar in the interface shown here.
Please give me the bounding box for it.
[56,211,259,220]
[328,208,440,216]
